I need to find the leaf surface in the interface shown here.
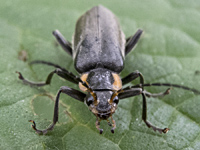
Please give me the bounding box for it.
[0,0,200,150]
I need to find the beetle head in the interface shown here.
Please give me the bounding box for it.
[85,90,119,119]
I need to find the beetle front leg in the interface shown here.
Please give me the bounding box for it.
[119,87,170,133]
[29,86,86,134]
[141,93,170,134]
[53,29,72,56]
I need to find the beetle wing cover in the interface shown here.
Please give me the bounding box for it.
[73,5,125,73]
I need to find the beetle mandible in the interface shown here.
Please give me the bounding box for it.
[17,5,200,134]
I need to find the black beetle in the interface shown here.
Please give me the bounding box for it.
[17,5,200,134]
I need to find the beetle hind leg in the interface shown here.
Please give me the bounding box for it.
[53,29,72,56]
[30,60,67,71]
[125,29,143,56]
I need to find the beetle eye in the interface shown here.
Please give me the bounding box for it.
[86,95,94,106]
[113,96,119,104]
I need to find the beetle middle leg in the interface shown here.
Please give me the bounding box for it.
[30,60,82,84]
[17,66,81,86]
[121,70,144,89]
[29,86,86,134]
[131,83,200,95]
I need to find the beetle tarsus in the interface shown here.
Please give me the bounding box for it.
[29,120,54,135]
[144,120,169,134]
[144,88,171,98]
[163,128,170,133]
[16,71,24,80]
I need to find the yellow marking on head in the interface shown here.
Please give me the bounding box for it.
[79,73,89,92]
[112,73,122,90]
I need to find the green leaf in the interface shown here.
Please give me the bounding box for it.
[0,0,200,150]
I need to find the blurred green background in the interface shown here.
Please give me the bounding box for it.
[0,0,200,150]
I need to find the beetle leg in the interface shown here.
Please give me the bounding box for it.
[30,60,81,84]
[53,29,72,56]
[125,29,143,55]
[143,88,171,98]
[118,87,171,133]
[122,71,144,89]
[29,86,86,134]
[141,93,170,134]
[118,88,142,99]
[16,67,80,86]
[96,117,103,134]
[119,86,170,99]
[30,60,67,71]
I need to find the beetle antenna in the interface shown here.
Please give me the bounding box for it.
[109,89,124,104]
[88,88,98,105]
[80,81,98,105]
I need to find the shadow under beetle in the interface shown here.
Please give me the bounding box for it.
[17,5,200,134]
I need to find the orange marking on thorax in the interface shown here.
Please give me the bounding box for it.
[112,73,122,91]
[79,73,89,92]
